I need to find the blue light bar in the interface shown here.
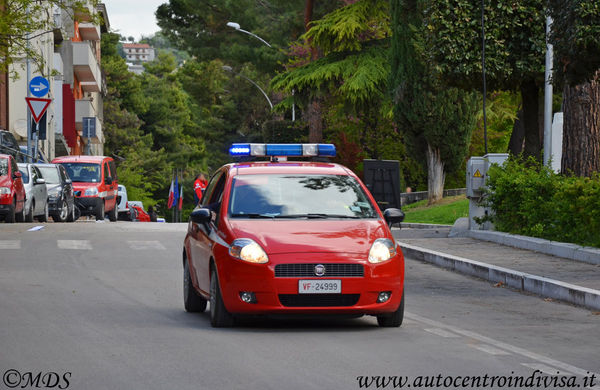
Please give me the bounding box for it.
[229,143,336,158]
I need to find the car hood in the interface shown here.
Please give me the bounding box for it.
[46,183,62,193]
[227,219,390,255]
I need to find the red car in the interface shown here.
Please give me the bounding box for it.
[183,144,405,327]
[0,154,26,223]
[130,204,151,222]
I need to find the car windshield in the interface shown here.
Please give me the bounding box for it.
[0,159,8,176]
[228,174,378,219]
[60,163,100,183]
[37,166,60,184]
[18,167,29,183]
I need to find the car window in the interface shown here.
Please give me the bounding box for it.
[108,161,117,180]
[0,159,8,176]
[32,166,41,182]
[103,162,110,181]
[228,174,378,219]
[202,170,224,206]
[10,158,18,176]
[58,166,68,182]
[18,166,29,184]
[59,163,101,183]
[37,166,61,184]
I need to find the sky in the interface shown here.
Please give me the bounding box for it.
[102,0,166,41]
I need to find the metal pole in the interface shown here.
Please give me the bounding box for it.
[543,16,554,166]
[26,7,32,163]
[33,122,39,162]
[481,0,488,155]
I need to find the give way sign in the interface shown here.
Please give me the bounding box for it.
[25,97,52,123]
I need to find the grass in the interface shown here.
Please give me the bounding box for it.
[402,195,469,225]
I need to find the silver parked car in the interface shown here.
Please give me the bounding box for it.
[17,163,48,222]
[35,163,76,223]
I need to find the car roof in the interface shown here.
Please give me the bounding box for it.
[52,155,111,163]
[228,161,352,176]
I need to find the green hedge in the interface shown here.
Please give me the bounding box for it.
[480,158,600,248]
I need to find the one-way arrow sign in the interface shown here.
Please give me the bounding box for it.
[25,97,52,123]
[29,76,50,97]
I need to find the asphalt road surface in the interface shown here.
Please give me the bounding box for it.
[1,221,598,390]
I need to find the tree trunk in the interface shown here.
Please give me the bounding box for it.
[306,99,323,143]
[508,109,525,155]
[561,70,600,176]
[427,144,445,204]
[520,79,541,160]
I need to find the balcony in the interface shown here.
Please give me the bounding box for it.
[72,41,101,92]
[78,23,100,41]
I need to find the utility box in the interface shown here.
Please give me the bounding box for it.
[466,157,486,198]
[467,153,509,230]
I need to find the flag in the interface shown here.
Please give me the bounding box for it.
[173,175,179,209]
[178,184,183,210]
[167,179,174,209]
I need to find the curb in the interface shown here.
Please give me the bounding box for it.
[400,223,452,230]
[465,230,600,266]
[399,242,600,311]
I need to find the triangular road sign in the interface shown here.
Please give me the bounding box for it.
[25,97,52,123]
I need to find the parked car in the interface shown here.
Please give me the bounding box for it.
[117,184,130,220]
[0,154,26,222]
[130,203,151,222]
[52,155,118,221]
[35,163,76,223]
[18,163,48,222]
[0,130,24,162]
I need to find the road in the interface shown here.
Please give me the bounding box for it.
[0,221,598,390]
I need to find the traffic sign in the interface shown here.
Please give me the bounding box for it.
[25,97,52,123]
[83,117,96,138]
[473,169,483,178]
[29,76,50,97]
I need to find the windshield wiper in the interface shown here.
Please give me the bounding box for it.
[230,213,277,218]
[275,213,360,219]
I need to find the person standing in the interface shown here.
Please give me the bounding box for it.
[193,173,207,204]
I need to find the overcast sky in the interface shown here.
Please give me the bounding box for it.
[103,0,166,41]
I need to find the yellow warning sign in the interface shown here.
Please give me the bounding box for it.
[473,169,483,178]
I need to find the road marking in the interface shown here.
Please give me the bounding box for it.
[57,240,92,250]
[406,312,599,379]
[521,363,573,376]
[469,343,511,356]
[0,240,21,249]
[127,241,166,250]
[424,328,460,338]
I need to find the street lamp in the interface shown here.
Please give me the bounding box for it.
[222,65,273,110]
[226,22,272,48]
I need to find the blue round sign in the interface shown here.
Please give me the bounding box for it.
[29,76,50,97]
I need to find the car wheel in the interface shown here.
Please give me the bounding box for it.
[377,291,404,328]
[108,202,118,222]
[95,201,104,221]
[66,203,76,222]
[24,201,34,222]
[5,200,16,223]
[184,260,207,313]
[210,268,234,328]
[53,199,68,222]
[38,202,48,223]
[15,199,25,222]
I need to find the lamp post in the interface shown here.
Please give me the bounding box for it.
[222,65,273,110]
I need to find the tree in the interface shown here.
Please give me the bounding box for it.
[548,0,600,176]
[390,0,478,203]
[0,0,93,78]
[424,0,546,161]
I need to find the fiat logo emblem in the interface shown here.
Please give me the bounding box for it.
[314,264,326,277]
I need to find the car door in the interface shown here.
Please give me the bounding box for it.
[30,165,43,214]
[103,161,116,211]
[58,165,73,210]
[189,169,227,294]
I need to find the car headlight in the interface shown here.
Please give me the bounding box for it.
[84,187,98,196]
[229,238,269,264]
[47,189,61,198]
[0,187,10,195]
[368,238,397,263]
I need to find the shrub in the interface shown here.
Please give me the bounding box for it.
[480,157,600,248]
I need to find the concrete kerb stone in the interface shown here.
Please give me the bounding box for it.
[465,230,600,266]
[399,242,600,311]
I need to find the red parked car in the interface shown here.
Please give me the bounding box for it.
[183,144,405,327]
[0,154,26,223]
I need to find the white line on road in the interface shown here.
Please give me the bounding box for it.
[469,343,511,356]
[127,241,166,250]
[521,363,574,376]
[0,240,21,249]
[406,312,599,378]
[57,240,92,250]
[423,328,460,338]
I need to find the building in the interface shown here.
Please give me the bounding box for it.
[2,1,109,160]
[123,43,155,63]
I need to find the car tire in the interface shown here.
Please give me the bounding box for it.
[95,201,104,221]
[108,203,118,222]
[5,200,15,223]
[24,201,34,222]
[183,260,207,313]
[53,199,68,222]
[66,203,76,222]
[38,202,48,223]
[377,291,404,328]
[15,200,25,222]
[210,268,234,328]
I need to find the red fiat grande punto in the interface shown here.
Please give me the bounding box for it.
[183,144,405,327]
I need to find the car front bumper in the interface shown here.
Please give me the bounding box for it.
[211,248,405,316]
[74,196,101,215]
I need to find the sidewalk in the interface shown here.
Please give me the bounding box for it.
[392,224,600,311]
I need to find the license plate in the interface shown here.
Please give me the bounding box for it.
[298,280,341,294]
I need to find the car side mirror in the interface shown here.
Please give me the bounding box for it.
[105,176,113,185]
[383,208,405,229]
[190,208,211,224]
[35,178,46,185]
[65,179,72,184]
[13,171,22,179]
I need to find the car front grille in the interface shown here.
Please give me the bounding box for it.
[278,294,360,307]
[274,263,364,278]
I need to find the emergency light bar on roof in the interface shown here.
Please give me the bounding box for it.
[229,143,336,158]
